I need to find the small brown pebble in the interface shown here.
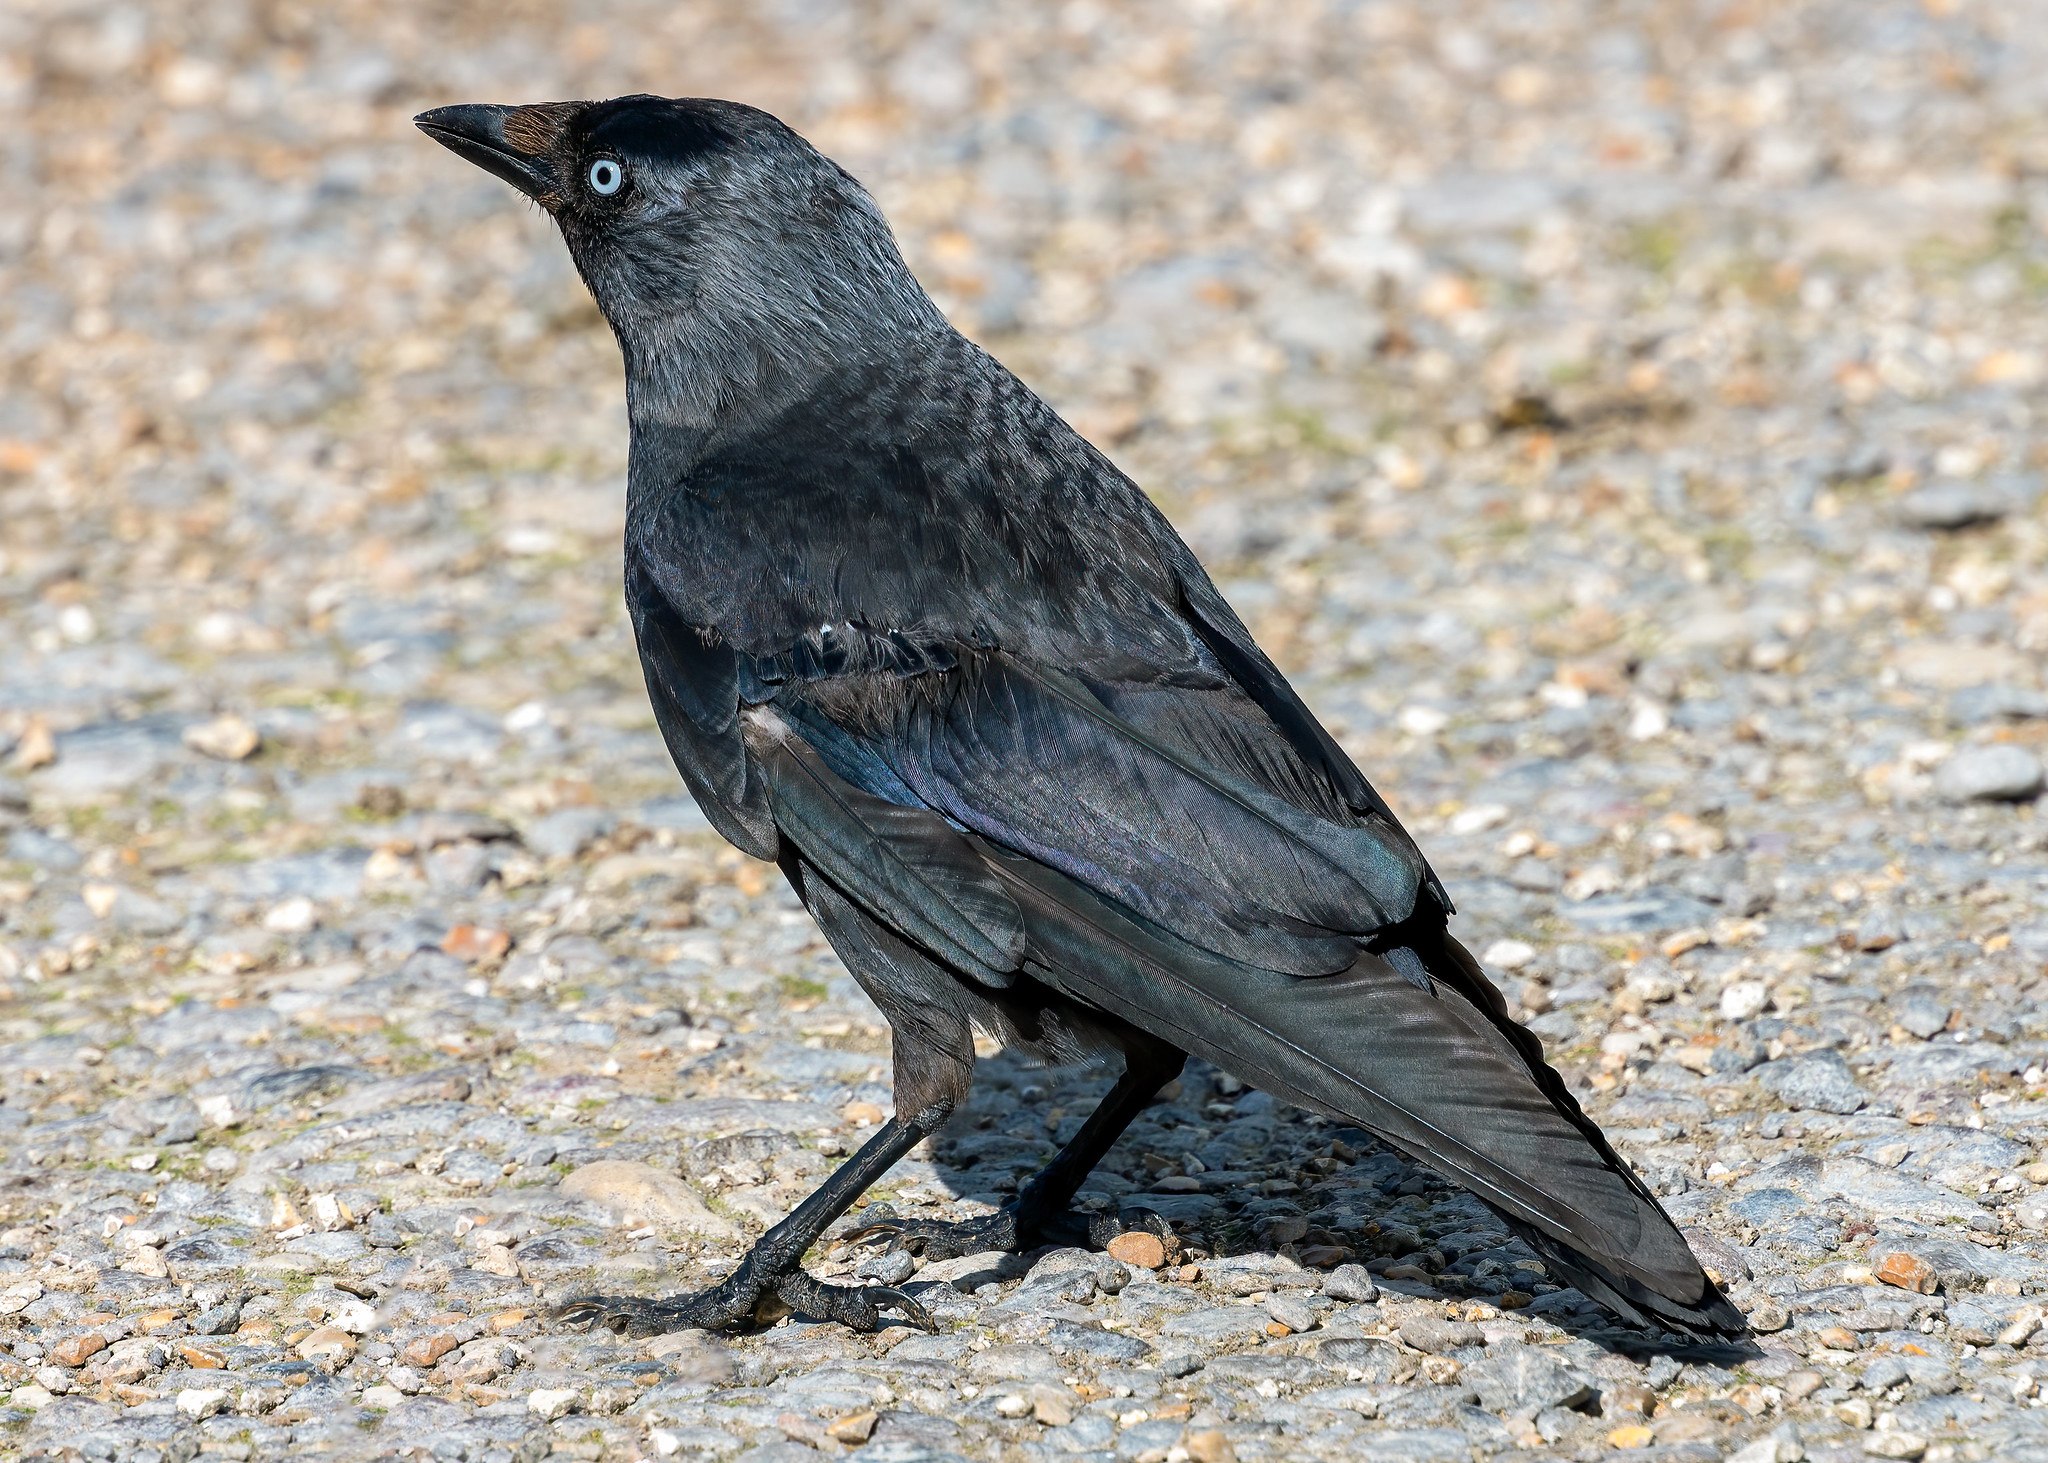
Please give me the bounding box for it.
[1495,1288,1531,1309]
[1814,1324,1860,1353]
[1184,1429,1237,1463]
[137,1308,181,1332]
[841,1100,885,1125]
[179,1343,227,1369]
[296,1326,356,1363]
[485,1309,529,1333]
[183,714,261,761]
[12,719,54,771]
[442,924,511,962]
[1264,1321,1291,1337]
[827,1409,878,1443]
[52,1332,107,1367]
[1874,1251,1939,1295]
[1295,1243,1350,1268]
[403,1332,461,1368]
[1106,1231,1168,1269]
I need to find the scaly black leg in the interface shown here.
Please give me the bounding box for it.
[558,1113,940,1336]
[846,1044,1186,1261]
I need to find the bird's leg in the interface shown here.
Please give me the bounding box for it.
[557,1111,943,1337]
[846,1044,1186,1261]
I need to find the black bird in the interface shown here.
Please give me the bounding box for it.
[416,95,1746,1341]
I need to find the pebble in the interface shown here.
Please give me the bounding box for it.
[1461,1347,1595,1417]
[295,1327,356,1363]
[1321,1263,1378,1303]
[1874,1251,1940,1295]
[1933,745,2046,803]
[527,1388,579,1420]
[1758,1050,1868,1114]
[182,714,262,762]
[1898,480,2014,530]
[402,1333,460,1369]
[1399,1317,1484,1354]
[1719,979,1770,1021]
[1264,1294,1318,1334]
[176,1387,230,1420]
[51,1334,107,1368]
[1105,1231,1168,1269]
[559,1159,738,1239]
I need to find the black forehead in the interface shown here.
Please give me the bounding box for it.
[577,95,743,164]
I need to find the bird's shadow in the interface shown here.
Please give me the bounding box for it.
[923,1052,1759,1364]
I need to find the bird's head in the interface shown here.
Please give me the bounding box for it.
[416,96,941,438]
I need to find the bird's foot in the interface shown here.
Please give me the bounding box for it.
[843,1201,1173,1262]
[557,1263,934,1337]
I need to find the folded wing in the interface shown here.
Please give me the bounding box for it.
[629,556,1741,1338]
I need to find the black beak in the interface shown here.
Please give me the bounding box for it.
[415,104,556,200]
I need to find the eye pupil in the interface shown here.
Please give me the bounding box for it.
[589,160,622,195]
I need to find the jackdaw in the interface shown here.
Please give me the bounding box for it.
[417,95,1745,1340]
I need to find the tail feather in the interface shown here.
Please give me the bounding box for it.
[982,845,1746,1339]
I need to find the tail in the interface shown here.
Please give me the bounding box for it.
[987,849,1747,1340]
[1412,926,1745,1336]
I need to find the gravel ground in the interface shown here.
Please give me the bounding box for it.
[4,2,2048,1460]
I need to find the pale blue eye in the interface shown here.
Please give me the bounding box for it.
[588,158,623,195]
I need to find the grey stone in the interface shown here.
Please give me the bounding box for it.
[1159,1306,1275,1346]
[1559,890,1717,933]
[1461,1347,1595,1417]
[1357,1427,1473,1462]
[1756,1051,1866,1114]
[1265,1293,1318,1333]
[8,827,81,871]
[1323,1263,1379,1303]
[188,1296,243,1336]
[1399,1316,1485,1354]
[1950,684,2048,724]
[856,1248,916,1285]
[285,1230,366,1262]
[524,807,618,860]
[1899,479,2016,530]
[1892,987,1954,1039]
[397,703,503,762]
[1934,745,2045,803]
[36,719,182,801]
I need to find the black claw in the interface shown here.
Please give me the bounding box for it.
[868,1286,937,1332]
[839,1218,910,1249]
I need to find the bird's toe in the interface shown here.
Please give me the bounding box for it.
[775,1271,938,1333]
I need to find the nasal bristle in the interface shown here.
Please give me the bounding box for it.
[502,101,584,157]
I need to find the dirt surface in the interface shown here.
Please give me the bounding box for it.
[3,1,2048,1459]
